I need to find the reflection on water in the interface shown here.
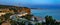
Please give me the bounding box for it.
[31,9,60,20]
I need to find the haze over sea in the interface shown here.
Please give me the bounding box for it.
[31,8,60,20]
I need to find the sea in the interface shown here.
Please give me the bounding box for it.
[31,9,60,20]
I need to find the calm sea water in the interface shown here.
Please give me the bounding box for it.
[31,9,60,20]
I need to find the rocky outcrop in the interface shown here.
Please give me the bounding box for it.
[0,5,31,14]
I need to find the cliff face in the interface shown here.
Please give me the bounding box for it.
[0,5,31,14]
[17,7,30,14]
[0,9,14,13]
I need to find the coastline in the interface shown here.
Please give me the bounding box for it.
[31,9,60,20]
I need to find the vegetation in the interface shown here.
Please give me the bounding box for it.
[0,19,2,25]
[0,13,60,25]
[42,15,60,25]
[21,14,33,20]
[0,5,60,25]
[35,23,42,25]
[45,15,55,25]
[3,13,13,20]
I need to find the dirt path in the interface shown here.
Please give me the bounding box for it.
[1,21,11,25]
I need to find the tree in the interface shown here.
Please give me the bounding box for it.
[9,8,18,14]
[22,14,33,20]
[0,19,2,25]
[45,15,56,25]
[45,15,49,25]
[10,20,17,25]
[35,23,42,25]
[28,22,32,25]
[3,13,13,20]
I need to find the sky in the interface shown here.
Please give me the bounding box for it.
[0,0,60,8]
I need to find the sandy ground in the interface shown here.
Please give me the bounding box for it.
[1,21,11,25]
